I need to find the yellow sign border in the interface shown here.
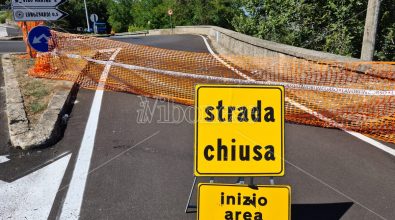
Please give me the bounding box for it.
[194,84,285,176]
[197,183,291,220]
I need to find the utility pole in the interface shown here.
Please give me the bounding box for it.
[361,0,381,61]
[83,0,91,32]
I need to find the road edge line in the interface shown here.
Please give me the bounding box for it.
[199,35,394,157]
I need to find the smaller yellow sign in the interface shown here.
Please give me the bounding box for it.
[198,184,291,220]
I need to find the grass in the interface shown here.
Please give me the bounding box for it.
[25,80,50,99]
[24,80,50,114]
[11,56,55,124]
[30,101,47,113]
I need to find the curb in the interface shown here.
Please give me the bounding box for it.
[1,54,78,150]
[0,36,23,41]
[114,31,148,37]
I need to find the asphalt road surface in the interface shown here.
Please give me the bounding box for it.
[0,40,26,54]
[0,35,394,220]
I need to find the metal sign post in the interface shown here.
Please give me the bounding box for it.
[83,0,91,32]
[168,9,173,34]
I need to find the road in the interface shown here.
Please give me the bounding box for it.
[0,40,26,54]
[0,35,394,220]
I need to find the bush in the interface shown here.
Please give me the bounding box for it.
[128,25,146,33]
[0,11,7,23]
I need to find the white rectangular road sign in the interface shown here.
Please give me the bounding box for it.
[13,8,68,21]
[12,0,68,8]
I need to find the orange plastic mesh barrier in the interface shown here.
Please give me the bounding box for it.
[30,31,395,143]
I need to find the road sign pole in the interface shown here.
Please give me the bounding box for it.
[83,0,91,32]
[361,0,381,61]
[270,177,275,185]
[169,15,172,34]
[168,9,173,34]
[184,176,197,213]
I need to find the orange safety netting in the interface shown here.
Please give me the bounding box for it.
[30,31,395,143]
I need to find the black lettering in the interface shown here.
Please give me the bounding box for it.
[228,106,236,122]
[253,145,263,161]
[205,106,215,121]
[231,139,236,161]
[258,197,267,206]
[254,212,263,220]
[251,101,262,122]
[235,211,242,220]
[244,212,252,220]
[217,100,225,122]
[227,195,235,205]
[218,139,228,161]
[243,193,257,207]
[239,145,250,161]
[237,107,248,122]
[225,211,233,220]
[264,107,275,122]
[204,145,214,161]
[264,145,276,161]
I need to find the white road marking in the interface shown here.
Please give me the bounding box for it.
[286,161,387,220]
[0,155,10,163]
[0,154,71,219]
[199,35,395,157]
[59,48,122,220]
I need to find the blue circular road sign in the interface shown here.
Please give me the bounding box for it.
[28,26,53,52]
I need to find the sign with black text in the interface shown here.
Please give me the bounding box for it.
[12,0,68,21]
[198,184,291,220]
[194,85,284,176]
[12,0,68,8]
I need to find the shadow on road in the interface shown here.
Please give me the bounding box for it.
[186,202,353,219]
[292,202,353,220]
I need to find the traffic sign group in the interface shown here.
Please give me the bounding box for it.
[192,84,291,220]
[12,0,68,21]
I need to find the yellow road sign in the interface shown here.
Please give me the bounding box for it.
[198,184,291,220]
[194,85,284,176]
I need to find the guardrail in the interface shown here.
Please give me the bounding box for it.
[150,25,360,62]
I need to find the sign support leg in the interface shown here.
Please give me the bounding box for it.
[249,177,254,185]
[185,176,197,213]
[270,177,275,185]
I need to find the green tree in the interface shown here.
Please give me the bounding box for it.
[58,0,110,32]
[375,0,395,61]
[107,0,134,32]
[232,0,394,61]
